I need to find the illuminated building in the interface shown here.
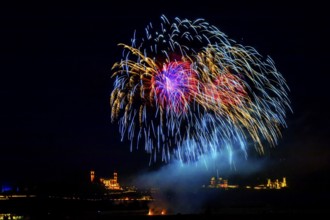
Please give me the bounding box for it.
[208,177,238,189]
[90,170,95,182]
[90,170,122,190]
[206,176,287,190]
[266,177,288,189]
[0,213,24,220]
[100,172,122,190]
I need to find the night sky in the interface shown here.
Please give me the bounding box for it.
[0,1,329,189]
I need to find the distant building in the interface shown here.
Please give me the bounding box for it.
[90,170,95,182]
[100,172,122,190]
[206,176,288,190]
[90,170,122,190]
[266,177,287,189]
[208,177,238,189]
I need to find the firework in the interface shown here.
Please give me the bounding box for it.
[110,15,290,163]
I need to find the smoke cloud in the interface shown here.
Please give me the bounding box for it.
[134,151,266,214]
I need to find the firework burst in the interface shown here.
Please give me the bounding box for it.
[110,15,290,164]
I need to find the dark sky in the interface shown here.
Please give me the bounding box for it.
[0,1,329,188]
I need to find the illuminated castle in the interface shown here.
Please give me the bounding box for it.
[90,170,122,190]
[266,177,287,189]
[208,177,238,189]
[206,176,288,190]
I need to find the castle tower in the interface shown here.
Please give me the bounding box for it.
[275,179,280,189]
[90,170,95,182]
[114,172,118,182]
[267,178,271,188]
[282,177,287,187]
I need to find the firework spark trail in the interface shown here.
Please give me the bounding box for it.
[110,15,291,164]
